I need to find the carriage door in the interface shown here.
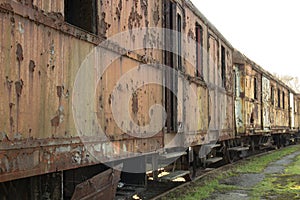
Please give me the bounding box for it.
[262,76,271,130]
[206,35,227,142]
[289,93,295,129]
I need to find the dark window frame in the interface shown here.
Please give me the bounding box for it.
[177,14,182,71]
[271,86,274,105]
[64,0,98,34]
[221,46,226,88]
[164,0,178,132]
[196,23,203,77]
[282,91,285,109]
[278,88,281,108]
[254,77,258,100]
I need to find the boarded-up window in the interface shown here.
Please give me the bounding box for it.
[282,91,285,109]
[196,24,203,77]
[177,14,182,70]
[271,86,274,105]
[64,0,98,34]
[254,77,258,100]
[221,46,226,87]
[278,89,281,108]
[164,0,177,132]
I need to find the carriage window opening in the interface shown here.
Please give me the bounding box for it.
[254,77,258,100]
[164,0,177,132]
[271,86,274,105]
[196,24,203,77]
[278,89,281,108]
[64,0,97,34]
[282,91,285,109]
[177,14,182,70]
[221,46,226,87]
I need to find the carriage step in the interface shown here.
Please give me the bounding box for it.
[204,144,221,149]
[228,146,249,151]
[160,170,190,181]
[159,151,187,159]
[205,157,223,164]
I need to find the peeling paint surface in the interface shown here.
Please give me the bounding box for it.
[0,1,163,182]
[262,76,271,129]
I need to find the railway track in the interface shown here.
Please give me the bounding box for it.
[115,146,291,200]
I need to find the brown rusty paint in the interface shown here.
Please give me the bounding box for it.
[29,60,35,73]
[56,85,63,98]
[0,2,164,182]
[51,115,60,127]
[14,80,23,97]
[0,136,162,182]
[132,92,138,114]
[71,164,122,200]
[233,50,296,135]
[16,43,23,62]
[115,0,123,20]
[152,3,160,26]
[128,7,143,35]
[0,0,296,188]
[99,12,111,36]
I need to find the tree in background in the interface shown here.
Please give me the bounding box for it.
[273,73,300,93]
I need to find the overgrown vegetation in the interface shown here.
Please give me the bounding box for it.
[236,146,299,173]
[251,153,300,199]
[161,145,300,200]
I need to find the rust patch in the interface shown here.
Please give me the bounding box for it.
[15,80,23,96]
[132,92,138,114]
[134,0,138,8]
[56,86,63,98]
[10,116,14,131]
[128,7,142,39]
[240,92,245,98]
[188,29,194,40]
[51,115,60,127]
[6,76,13,90]
[8,72,14,134]
[152,3,160,26]
[16,43,23,62]
[71,164,122,200]
[0,3,13,12]
[99,12,111,36]
[140,0,148,16]
[29,60,35,73]
[115,0,122,20]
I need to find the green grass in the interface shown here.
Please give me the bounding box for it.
[285,154,300,174]
[251,150,300,199]
[162,145,300,200]
[236,145,300,173]
[161,179,238,200]
[251,175,300,199]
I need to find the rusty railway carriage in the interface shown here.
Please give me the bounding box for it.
[0,0,299,199]
[233,51,299,146]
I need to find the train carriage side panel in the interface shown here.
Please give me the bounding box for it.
[0,0,165,182]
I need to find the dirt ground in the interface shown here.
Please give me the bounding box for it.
[207,151,300,200]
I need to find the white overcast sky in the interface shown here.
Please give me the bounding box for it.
[190,0,300,79]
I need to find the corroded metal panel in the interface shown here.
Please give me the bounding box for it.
[181,4,234,142]
[98,0,163,62]
[0,1,164,183]
[71,164,122,200]
[32,0,64,14]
